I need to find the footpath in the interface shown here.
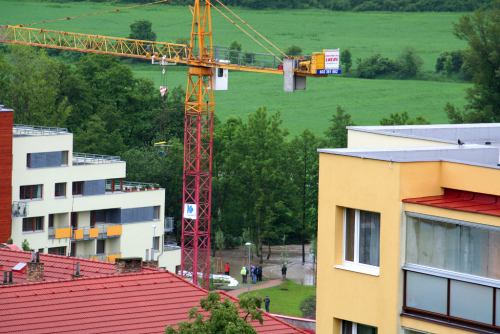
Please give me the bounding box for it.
[226,279,282,297]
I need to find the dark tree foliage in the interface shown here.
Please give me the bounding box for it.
[396,47,424,78]
[340,48,352,73]
[128,19,157,41]
[284,45,303,56]
[380,111,430,125]
[445,7,500,123]
[324,105,355,148]
[435,50,464,73]
[355,54,399,79]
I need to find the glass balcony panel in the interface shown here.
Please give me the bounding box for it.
[406,271,447,314]
[450,280,493,325]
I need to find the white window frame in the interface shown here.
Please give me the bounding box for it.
[334,208,380,276]
[341,320,378,333]
[403,328,433,334]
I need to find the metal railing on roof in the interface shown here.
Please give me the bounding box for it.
[71,224,121,241]
[13,124,69,136]
[72,152,122,165]
[164,241,181,251]
[75,252,121,262]
[123,181,157,191]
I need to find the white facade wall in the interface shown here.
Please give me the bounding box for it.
[11,128,179,269]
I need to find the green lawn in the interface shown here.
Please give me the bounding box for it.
[239,279,315,317]
[0,2,472,135]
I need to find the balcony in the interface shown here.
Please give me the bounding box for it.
[76,252,121,262]
[11,201,28,218]
[164,241,181,251]
[403,264,500,331]
[72,152,122,165]
[71,224,122,241]
[123,181,160,192]
[164,217,174,232]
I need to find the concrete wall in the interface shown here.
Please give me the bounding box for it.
[347,130,453,149]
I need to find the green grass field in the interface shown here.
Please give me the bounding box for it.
[0,2,472,135]
[239,279,315,317]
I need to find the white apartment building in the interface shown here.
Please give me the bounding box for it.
[10,124,180,271]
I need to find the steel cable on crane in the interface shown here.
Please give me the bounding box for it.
[209,3,284,63]
[18,0,171,27]
[212,0,288,59]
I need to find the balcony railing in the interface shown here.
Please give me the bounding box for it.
[72,152,122,165]
[164,241,181,251]
[164,217,174,232]
[48,226,72,239]
[14,124,68,137]
[71,224,122,240]
[76,252,121,262]
[123,181,158,191]
[403,264,500,331]
[11,201,28,218]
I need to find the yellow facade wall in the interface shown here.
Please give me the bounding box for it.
[317,153,479,334]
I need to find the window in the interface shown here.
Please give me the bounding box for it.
[71,212,78,228]
[55,183,66,197]
[91,210,106,227]
[404,330,433,334]
[406,213,500,279]
[61,151,68,165]
[154,206,160,220]
[105,179,122,193]
[38,248,44,253]
[96,240,105,254]
[48,214,54,228]
[48,246,66,256]
[70,242,76,257]
[26,153,30,168]
[22,217,44,232]
[218,68,223,77]
[20,185,43,200]
[153,236,160,251]
[72,181,83,195]
[342,208,380,272]
[342,320,377,334]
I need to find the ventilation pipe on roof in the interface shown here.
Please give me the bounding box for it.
[3,272,6,284]
[3,271,14,285]
[72,262,83,279]
[145,249,149,261]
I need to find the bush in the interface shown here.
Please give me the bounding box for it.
[435,50,464,73]
[22,239,33,251]
[396,47,424,78]
[340,49,352,73]
[356,54,398,79]
[6,237,13,244]
[284,45,303,56]
[300,294,316,319]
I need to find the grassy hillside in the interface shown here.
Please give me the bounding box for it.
[0,2,471,135]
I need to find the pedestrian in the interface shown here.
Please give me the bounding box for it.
[245,266,249,282]
[264,296,270,312]
[241,266,247,283]
[257,265,263,281]
[281,265,287,281]
[251,265,256,284]
[224,263,230,276]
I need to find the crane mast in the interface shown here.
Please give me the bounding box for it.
[181,0,214,288]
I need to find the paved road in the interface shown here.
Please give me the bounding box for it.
[226,279,283,297]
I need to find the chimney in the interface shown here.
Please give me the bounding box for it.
[143,260,159,269]
[72,262,84,279]
[27,253,44,283]
[115,257,143,274]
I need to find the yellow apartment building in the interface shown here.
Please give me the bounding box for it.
[317,124,500,334]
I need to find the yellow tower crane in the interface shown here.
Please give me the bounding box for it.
[0,0,340,289]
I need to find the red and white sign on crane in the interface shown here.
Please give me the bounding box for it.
[324,49,340,69]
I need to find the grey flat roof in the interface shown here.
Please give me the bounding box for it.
[318,144,500,167]
[347,124,500,145]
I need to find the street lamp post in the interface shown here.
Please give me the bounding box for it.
[245,242,251,293]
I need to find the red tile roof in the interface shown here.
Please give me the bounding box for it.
[403,188,500,217]
[0,248,154,284]
[0,251,306,334]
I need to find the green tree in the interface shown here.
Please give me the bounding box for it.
[0,51,12,108]
[379,111,430,125]
[128,19,157,41]
[396,47,424,78]
[22,239,32,251]
[8,45,71,127]
[288,129,319,262]
[228,40,242,51]
[340,48,352,73]
[284,45,303,56]
[229,107,289,262]
[165,291,263,334]
[324,105,355,148]
[175,37,189,45]
[228,40,242,64]
[447,7,500,122]
[73,114,127,155]
[215,229,225,251]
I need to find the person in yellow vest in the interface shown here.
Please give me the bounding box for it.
[241,266,247,283]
